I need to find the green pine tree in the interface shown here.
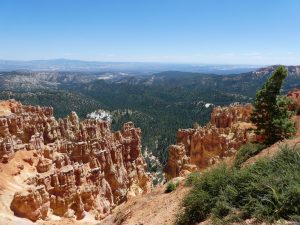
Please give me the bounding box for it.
[251,66,296,145]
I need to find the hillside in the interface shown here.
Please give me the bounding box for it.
[100,144,300,225]
[0,94,299,224]
[101,177,189,225]
[101,113,300,225]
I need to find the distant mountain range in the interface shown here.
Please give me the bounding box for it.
[0,59,262,74]
[0,65,299,92]
[253,65,300,77]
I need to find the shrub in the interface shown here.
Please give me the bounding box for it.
[175,146,300,225]
[185,172,202,186]
[176,189,211,224]
[165,181,178,193]
[234,143,265,168]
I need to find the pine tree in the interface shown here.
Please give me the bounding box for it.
[251,66,296,144]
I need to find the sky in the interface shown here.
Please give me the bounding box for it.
[0,0,300,65]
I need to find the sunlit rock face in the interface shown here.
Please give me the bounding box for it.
[165,103,255,180]
[0,100,151,221]
[288,88,300,114]
[211,103,253,128]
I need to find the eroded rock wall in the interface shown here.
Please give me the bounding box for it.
[0,100,150,221]
[165,103,255,180]
[211,103,253,128]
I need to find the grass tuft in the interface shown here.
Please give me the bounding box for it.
[165,181,178,193]
[234,143,265,168]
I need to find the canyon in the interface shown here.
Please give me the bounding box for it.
[0,99,256,224]
[0,100,151,223]
[0,91,298,224]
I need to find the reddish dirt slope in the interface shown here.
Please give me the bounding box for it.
[0,150,37,225]
[101,178,189,225]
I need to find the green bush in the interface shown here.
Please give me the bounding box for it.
[234,143,265,168]
[176,146,300,225]
[185,172,202,186]
[165,181,178,193]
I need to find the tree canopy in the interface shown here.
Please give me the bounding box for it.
[251,66,296,144]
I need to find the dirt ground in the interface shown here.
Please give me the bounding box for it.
[101,177,189,225]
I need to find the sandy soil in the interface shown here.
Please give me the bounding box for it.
[0,150,37,225]
[101,177,189,225]
[36,215,98,225]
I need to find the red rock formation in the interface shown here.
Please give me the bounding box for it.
[165,103,255,180]
[0,100,151,221]
[10,186,50,221]
[211,103,253,128]
[288,88,300,114]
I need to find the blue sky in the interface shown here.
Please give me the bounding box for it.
[0,0,299,65]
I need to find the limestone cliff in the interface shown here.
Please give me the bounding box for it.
[0,100,151,221]
[165,103,255,180]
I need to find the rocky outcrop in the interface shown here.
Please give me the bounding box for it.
[253,65,300,77]
[165,103,255,180]
[211,103,253,128]
[10,186,50,221]
[165,144,197,179]
[0,100,151,221]
[0,100,52,161]
[288,88,300,114]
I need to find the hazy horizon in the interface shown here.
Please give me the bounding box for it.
[0,58,267,66]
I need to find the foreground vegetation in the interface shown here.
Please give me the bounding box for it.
[176,146,300,225]
[165,181,179,193]
[233,143,266,168]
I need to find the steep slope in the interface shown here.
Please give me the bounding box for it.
[101,177,189,225]
[101,104,300,225]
